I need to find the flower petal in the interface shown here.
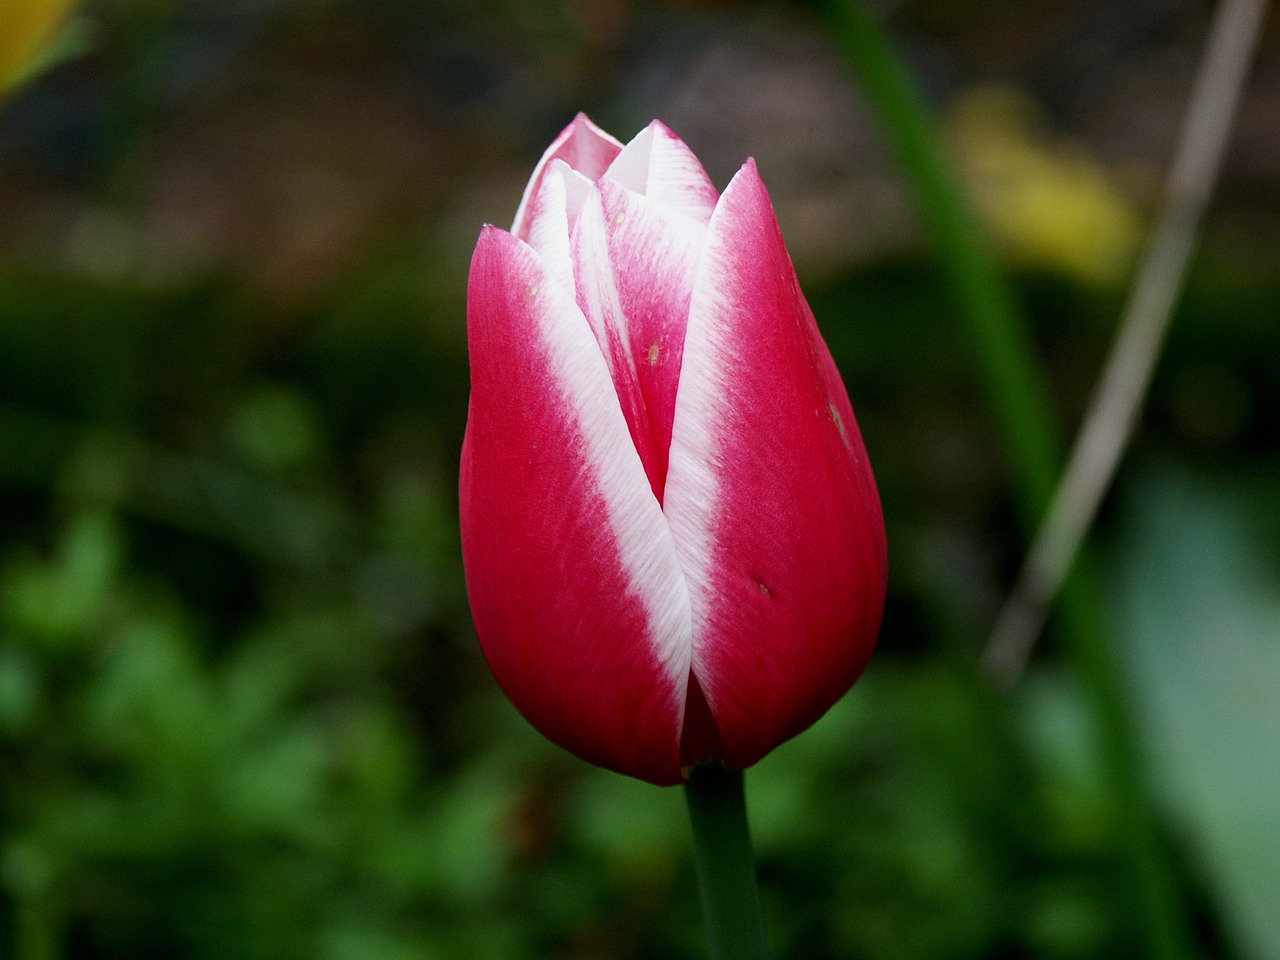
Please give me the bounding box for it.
[604,121,719,226]
[521,160,582,303]
[461,225,694,784]
[664,161,887,769]
[571,177,706,503]
[512,113,623,242]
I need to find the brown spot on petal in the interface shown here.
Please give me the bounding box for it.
[828,400,850,450]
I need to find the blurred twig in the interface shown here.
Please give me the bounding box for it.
[982,0,1270,689]
[825,3,1203,959]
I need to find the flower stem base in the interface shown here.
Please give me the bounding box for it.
[683,764,770,960]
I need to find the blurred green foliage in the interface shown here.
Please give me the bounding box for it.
[2,1,1279,959]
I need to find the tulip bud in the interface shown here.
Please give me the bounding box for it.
[461,114,886,785]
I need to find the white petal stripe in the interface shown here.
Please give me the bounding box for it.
[526,236,695,706]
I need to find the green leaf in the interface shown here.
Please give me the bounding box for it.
[1113,464,1280,960]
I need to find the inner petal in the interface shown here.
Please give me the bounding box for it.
[571,178,707,503]
[604,121,719,225]
[512,113,623,241]
[679,671,724,769]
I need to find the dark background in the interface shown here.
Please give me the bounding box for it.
[2,1,1278,958]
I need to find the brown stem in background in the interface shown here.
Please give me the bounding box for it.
[982,0,1271,690]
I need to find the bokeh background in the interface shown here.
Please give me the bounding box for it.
[2,1,1278,958]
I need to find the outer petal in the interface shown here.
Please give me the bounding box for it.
[571,177,706,502]
[461,226,694,785]
[664,160,887,769]
[512,114,623,242]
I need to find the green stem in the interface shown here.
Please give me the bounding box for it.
[824,0,1060,518]
[16,895,57,960]
[683,764,770,960]
[824,4,1197,960]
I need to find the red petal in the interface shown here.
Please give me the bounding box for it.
[664,161,887,769]
[512,114,622,242]
[571,177,706,503]
[461,226,694,784]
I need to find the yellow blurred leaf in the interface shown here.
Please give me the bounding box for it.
[948,86,1145,287]
[0,0,79,97]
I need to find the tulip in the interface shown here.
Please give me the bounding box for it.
[461,114,886,786]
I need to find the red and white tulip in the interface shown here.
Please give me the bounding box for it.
[461,114,886,785]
